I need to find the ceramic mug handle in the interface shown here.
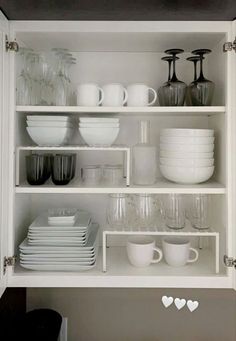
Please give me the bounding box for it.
[98,87,105,105]
[187,247,199,263]
[123,88,128,105]
[151,247,163,264]
[148,87,157,106]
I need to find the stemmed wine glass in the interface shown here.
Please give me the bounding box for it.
[188,49,214,106]
[186,56,201,105]
[158,49,187,106]
[158,56,178,106]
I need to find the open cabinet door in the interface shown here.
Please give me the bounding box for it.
[0,10,9,298]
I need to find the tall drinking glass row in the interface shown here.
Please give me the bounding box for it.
[16,47,77,106]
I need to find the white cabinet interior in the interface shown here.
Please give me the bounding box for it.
[2,21,235,288]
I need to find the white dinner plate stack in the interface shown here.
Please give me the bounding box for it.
[159,129,215,184]
[19,209,99,271]
[78,117,120,146]
[26,115,74,146]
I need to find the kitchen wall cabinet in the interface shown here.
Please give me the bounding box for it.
[0,13,236,294]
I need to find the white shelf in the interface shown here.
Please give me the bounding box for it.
[15,179,226,194]
[16,145,130,152]
[9,247,229,288]
[16,105,225,115]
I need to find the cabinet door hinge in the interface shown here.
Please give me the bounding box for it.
[224,255,236,268]
[4,256,17,274]
[5,35,19,52]
[223,38,236,52]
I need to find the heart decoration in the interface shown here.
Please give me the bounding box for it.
[174,298,186,310]
[187,300,199,312]
[162,296,174,308]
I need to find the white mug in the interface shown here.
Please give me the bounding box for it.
[102,83,128,107]
[162,237,199,267]
[127,236,163,267]
[77,83,104,106]
[127,84,157,106]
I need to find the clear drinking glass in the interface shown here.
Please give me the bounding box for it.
[26,154,49,185]
[134,194,161,229]
[189,49,215,106]
[103,164,123,186]
[16,47,33,105]
[158,55,178,106]
[81,165,102,186]
[52,154,74,185]
[162,194,185,229]
[106,194,131,229]
[187,194,211,230]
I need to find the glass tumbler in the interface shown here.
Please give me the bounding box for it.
[103,164,123,186]
[52,154,74,185]
[106,194,131,229]
[134,194,161,229]
[81,165,102,186]
[187,194,211,230]
[162,194,185,229]
[26,154,48,185]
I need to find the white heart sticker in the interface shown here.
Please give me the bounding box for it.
[174,298,186,310]
[162,296,174,308]
[187,300,199,312]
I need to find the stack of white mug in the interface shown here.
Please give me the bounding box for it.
[77,83,157,107]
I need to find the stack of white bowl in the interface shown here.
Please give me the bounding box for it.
[159,129,215,184]
[26,115,74,146]
[79,117,120,146]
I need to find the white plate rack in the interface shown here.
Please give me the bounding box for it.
[102,221,220,274]
[15,145,131,187]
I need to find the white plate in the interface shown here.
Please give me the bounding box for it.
[20,263,96,271]
[79,117,119,123]
[20,255,95,261]
[160,143,214,153]
[28,232,87,237]
[20,223,99,251]
[30,211,91,230]
[48,208,79,220]
[27,115,71,121]
[160,136,215,145]
[20,258,95,265]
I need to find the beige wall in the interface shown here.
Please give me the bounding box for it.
[27,288,236,341]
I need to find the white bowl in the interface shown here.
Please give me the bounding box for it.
[160,150,214,159]
[79,127,119,146]
[27,120,73,128]
[160,165,214,184]
[160,136,214,145]
[27,115,71,122]
[80,117,119,123]
[27,127,72,146]
[79,123,119,128]
[160,143,214,153]
[161,129,214,137]
[160,158,214,167]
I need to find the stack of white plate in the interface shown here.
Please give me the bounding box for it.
[19,210,99,271]
[26,115,74,146]
[160,129,215,184]
[79,117,120,146]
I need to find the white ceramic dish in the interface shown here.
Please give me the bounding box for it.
[160,158,214,167]
[27,115,71,121]
[20,253,95,259]
[160,143,214,153]
[160,136,214,145]
[79,123,120,128]
[160,150,214,159]
[27,127,72,146]
[161,129,214,137]
[20,258,95,265]
[160,165,215,184]
[27,121,73,128]
[79,117,119,123]
[48,208,78,219]
[19,262,96,271]
[79,127,119,146]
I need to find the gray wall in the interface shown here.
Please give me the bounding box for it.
[27,288,236,341]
